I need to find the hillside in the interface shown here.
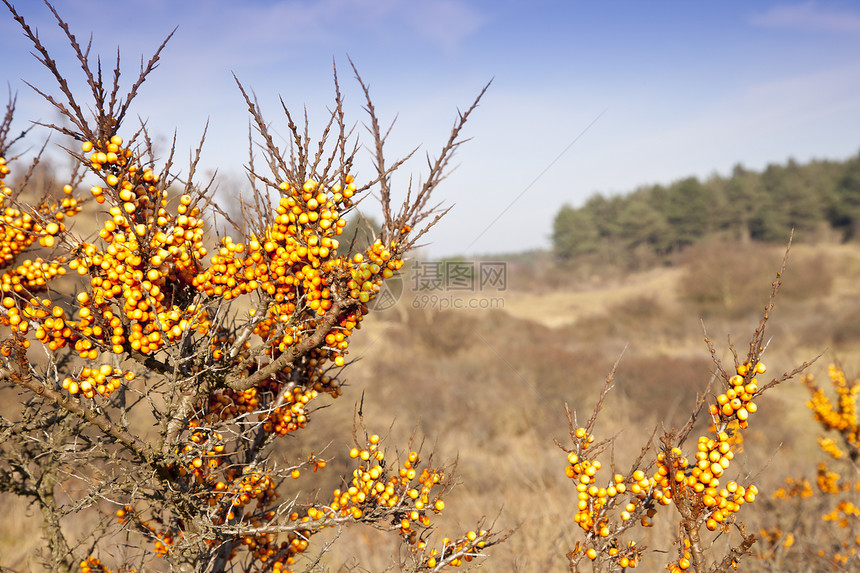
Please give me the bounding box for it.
[552,152,860,263]
[249,240,860,571]
[2,212,857,571]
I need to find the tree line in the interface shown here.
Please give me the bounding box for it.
[552,152,860,261]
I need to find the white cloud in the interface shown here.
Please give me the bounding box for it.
[9,0,485,77]
[405,0,486,52]
[751,1,860,33]
[165,0,485,69]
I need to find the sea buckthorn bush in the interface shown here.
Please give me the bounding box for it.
[560,251,815,572]
[0,2,502,572]
[754,365,860,571]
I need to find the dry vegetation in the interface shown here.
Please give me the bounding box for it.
[285,240,858,572]
[3,2,860,573]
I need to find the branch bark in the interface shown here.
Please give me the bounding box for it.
[223,297,360,392]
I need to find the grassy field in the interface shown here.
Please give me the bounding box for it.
[3,238,859,571]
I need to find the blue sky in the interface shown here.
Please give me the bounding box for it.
[2,0,860,257]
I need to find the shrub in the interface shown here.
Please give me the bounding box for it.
[676,240,774,318]
[559,249,815,572]
[0,2,503,572]
[756,365,860,571]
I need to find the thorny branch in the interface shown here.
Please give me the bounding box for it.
[0,3,499,572]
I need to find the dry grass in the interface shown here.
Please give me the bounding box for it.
[502,266,685,329]
[257,240,856,571]
[4,239,859,571]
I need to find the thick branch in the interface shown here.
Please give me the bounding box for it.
[37,469,75,573]
[224,297,360,391]
[5,367,153,461]
[710,534,756,573]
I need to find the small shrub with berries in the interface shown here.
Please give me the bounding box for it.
[753,364,860,571]
[560,247,815,573]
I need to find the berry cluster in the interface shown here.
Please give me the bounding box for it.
[562,426,642,568]
[192,176,403,369]
[79,557,111,573]
[2,133,215,392]
[0,155,80,297]
[657,436,758,535]
[176,423,227,482]
[423,530,489,568]
[61,365,134,398]
[216,465,278,524]
[804,365,860,454]
[72,139,212,355]
[107,435,482,573]
[261,386,319,436]
[115,506,180,558]
[334,436,444,529]
[566,453,629,535]
[563,362,771,571]
[707,361,764,427]
[1,157,78,257]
